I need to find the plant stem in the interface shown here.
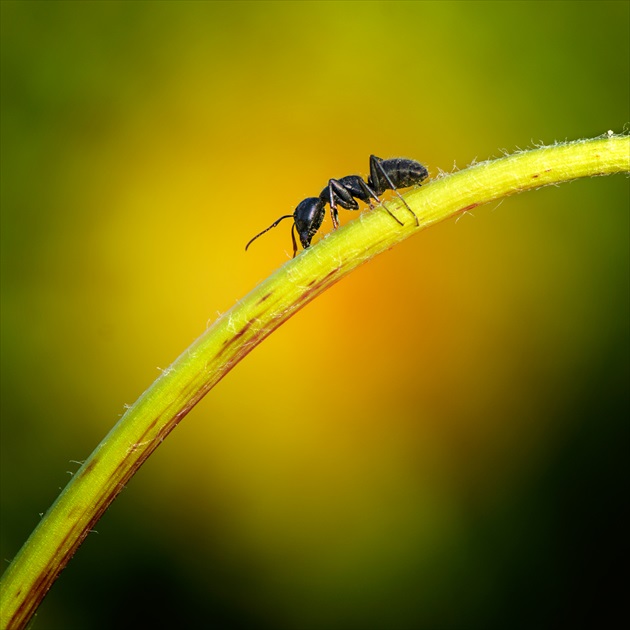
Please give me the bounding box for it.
[1,134,628,630]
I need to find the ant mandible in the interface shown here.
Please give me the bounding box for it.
[245,155,429,257]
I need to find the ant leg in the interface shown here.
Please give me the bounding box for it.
[324,179,361,228]
[331,203,340,230]
[359,173,404,227]
[291,223,298,258]
[326,182,340,229]
[355,178,378,208]
[371,158,419,226]
[380,200,405,226]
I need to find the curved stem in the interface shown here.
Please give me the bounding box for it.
[1,134,628,629]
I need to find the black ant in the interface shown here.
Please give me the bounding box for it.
[245,155,428,257]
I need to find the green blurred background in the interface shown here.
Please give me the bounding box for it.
[1,1,628,628]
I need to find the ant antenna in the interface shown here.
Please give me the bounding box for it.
[245,215,294,251]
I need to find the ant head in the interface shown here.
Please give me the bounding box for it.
[245,197,326,257]
[293,197,326,249]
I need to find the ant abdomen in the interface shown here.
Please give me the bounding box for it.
[368,156,429,197]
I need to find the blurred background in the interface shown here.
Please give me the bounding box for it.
[1,2,628,628]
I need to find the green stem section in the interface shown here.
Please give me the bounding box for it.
[1,134,628,629]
